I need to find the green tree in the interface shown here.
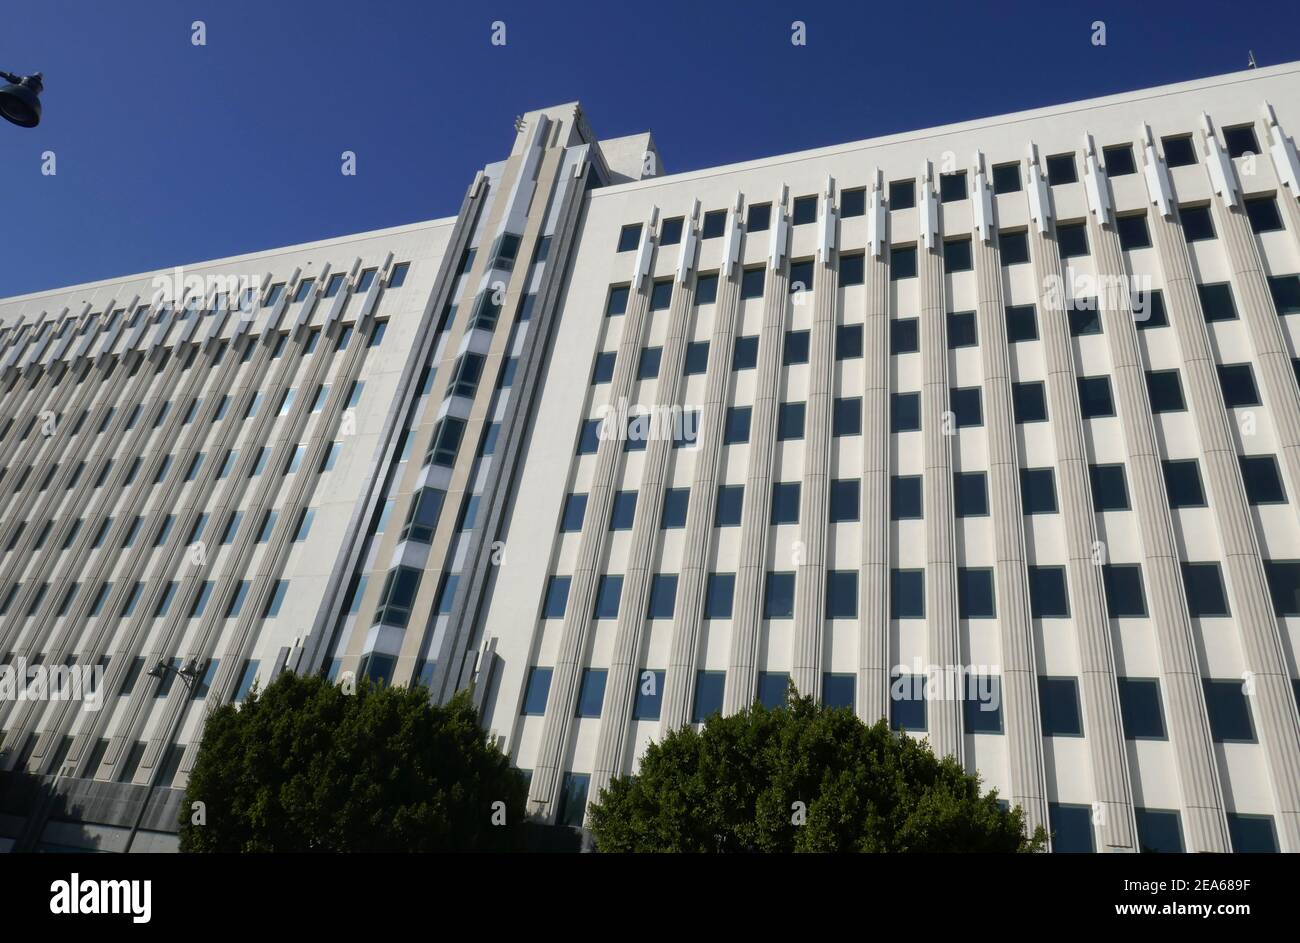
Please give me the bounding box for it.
[179,671,527,852]
[589,690,1047,852]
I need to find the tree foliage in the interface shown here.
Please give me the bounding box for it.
[589,691,1046,852]
[179,671,527,852]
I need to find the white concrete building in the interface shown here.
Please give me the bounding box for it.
[2,62,1299,852]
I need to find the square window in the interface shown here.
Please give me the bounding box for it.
[830,478,860,522]
[637,347,662,379]
[1198,282,1237,322]
[891,475,923,520]
[1135,289,1168,329]
[764,571,795,619]
[840,188,866,218]
[522,667,552,715]
[836,323,863,359]
[606,285,630,316]
[1145,370,1185,412]
[1162,134,1197,168]
[647,574,678,619]
[633,669,666,720]
[1078,375,1115,418]
[609,491,637,530]
[1118,678,1166,739]
[823,673,855,709]
[660,217,683,245]
[890,245,917,279]
[891,392,920,432]
[783,330,810,365]
[890,672,926,731]
[1000,229,1029,265]
[594,575,623,619]
[954,471,988,517]
[1020,468,1058,514]
[840,252,865,286]
[1223,124,1260,159]
[826,570,858,619]
[889,179,915,209]
[1180,204,1216,242]
[1181,562,1230,617]
[1050,803,1095,853]
[770,482,801,525]
[1028,566,1069,617]
[693,671,725,722]
[576,668,607,717]
[1227,814,1279,853]
[617,223,642,253]
[662,488,690,527]
[943,238,973,272]
[757,671,790,709]
[1046,153,1077,185]
[724,406,752,444]
[950,386,982,427]
[1163,459,1206,508]
[1005,304,1038,342]
[947,310,977,348]
[1116,213,1151,250]
[1217,363,1260,407]
[741,267,765,300]
[1090,464,1130,511]
[684,340,710,376]
[701,210,726,239]
[733,334,759,369]
[560,494,587,532]
[1039,677,1083,736]
[930,672,989,739]
[957,568,995,618]
[1103,144,1136,177]
[792,195,817,225]
[1102,564,1147,617]
[1203,679,1255,742]
[833,397,862,436]
[747,203,771,232]
[1240,455,1286,504]
[705,573,735,618]
[992,162,1021,194]
[1012,381,1048,423]
[1057,222,1089,258]
[1244,194,1283,233]
[940,171,967,202]
[715,485,744,526]
[1267,274,1300,315]
[890,569,924,619]
[891,318,919,353]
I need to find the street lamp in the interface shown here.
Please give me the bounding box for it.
[0,71,43,128]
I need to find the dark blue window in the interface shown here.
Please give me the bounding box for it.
[715,485,743,526]
[829,478,859,522]
[839,253,865,287]
[617,223,642,252]
[1118,678,1166,740]
[1181,562,1230,617]
[891,475,922,520]
[1198,282,1237,322]
[1203,679,1255,742]
[770,482,801,525]
[1102,564,1147,617]
[638,347,662,379]
[889,179,915,209]
[1163,459,1206,508]
[560,494,587,532]
[724,406,752,444]
[684,340,710,375]
[740,267,765,300]
[764,571,795,619]
[1039,677,1084,736]
[1227,814,1279,853]
[1078,376,1115,418]
[592,351,615,384]
[783,330,810,365]
[890,672,926,731]
[1005,304,1038,342]
[891,569,924,619]
[1020,468,1058,514]
[826,570,857,619]
[957,568,995,618]
[558,773,590,828]
[777,402,806,440]
[1028,566,1069,617]
[693,670,725,722]
[833,397,862,436]
[1000,228,1029,263]
[1057,222,1089,258]
[705,573,735,619]
[954,472,988,517]
[1217,363,1260,407]
[1179,204,1215,241]
[757,671,790,709]
[940,171,967,202]
[1049,803,1095,853]
[702,210,726,238]
[950,387,982,427]
[576,419,601,455]
[746,204,771,231]
[696,274,719,305]
[576,669,607,717]
[947,310,977,347]
[661,488,689,528]
[891,318,919,353]
[647,574,677,619]
[543,576,570,619]
[943,238,972,272]
[890,245,917,279]
[733,334,759,369]
[1266,560,1300,616]
[1240,456,1286,504]
[1068,303,1102,336]
[891,392,920,432]
[1145,370,1185,412]
[1090,464,1130,512]
[609,491,637,530]
[522,667,552,715]
[633,669,666,720]
[650,280,673,311]
[963,676,1003,734]
[594,575,623,619]
[836,323,863,358]
[823,673,855,709]
[606,285,629,316]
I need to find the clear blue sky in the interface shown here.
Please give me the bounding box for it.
[3,0,1297,298]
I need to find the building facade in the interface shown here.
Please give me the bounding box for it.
[2,64,1299,853]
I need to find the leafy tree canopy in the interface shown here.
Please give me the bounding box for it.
[180,671,527,852]
[589,690,1046,852]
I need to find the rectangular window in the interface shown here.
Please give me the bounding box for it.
[836,323,863,359]
[792,195,817,225]
[1240,455,1286,505]
[1000,229,1029,264]
[947,310,976,348]
[1163,459,1206,508]
[660,217,683,245]
[576,669,607,718]
[683,340,709,375]
[1227,814,1279,853]
[609,491,637,531]
[724,406,752,444]
[890,245,917,279]
[606,285,630,316]
[891,392,920,432]
[647,574,677,619]
[746,203,771,232]
[1268,274,1300,315]
[1116,212,1152,250]
[964,676,1004,734]
[777,402,805,441]
[1068,302,1102,336]
[1046,153,1077,186]
[715,485,743,526]
[732,335,759,370]
[757,672,789,709]
[1039,677,1083,736]
[701,210,726,239]
[889,179,915,209]
[953,471,988,517]
[695,273,719,305]
[950,387,982,427]
[1020,468,1058,514]
[650,280,673,311]
[1118,678,1167,739]
[1049,803,1095,853]
[764,571,795,619]
[1181,562,1230,617]
[617,223,642,253]
[1203,679,1255,742]
[1012,381,1048,423]
[1078,375,1115,418]
[943,238,973,272]
[891,317,919,353]
[1179,204,1215,242]
[1145,369,1186,412]
[992,162,1021,194]
[1028,566,1069,617]
[1217,363,1260,407]
[560,493,587,532]
[823,673,855,709]
[1103,143,1136,176]
[740,267,765,300]
[829,479,859,523]
[1005,304,1038,342]
[891,475,922,520]
[841,188,865,217]
[693,670,725,722]
[637,346,662,380]
[594,575,622,619]
[939,171,967,202]
[1102,563,1148,617]
[783,330,810,365]
[1056,222,1089,258]
[661,488,689,528]
[633,669,666,720]
[522,667,552,715]
[542,576,570,619]
[890,672,926,731]
[770,482,801,525]
[891,569,924,619]
[957,568,995,618]
[705,573,735,619]
[1162,134,1197,168]
[1090,464,1130,511]
[1198,282,1237,322]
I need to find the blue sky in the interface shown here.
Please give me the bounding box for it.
[2,0,1297,297]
